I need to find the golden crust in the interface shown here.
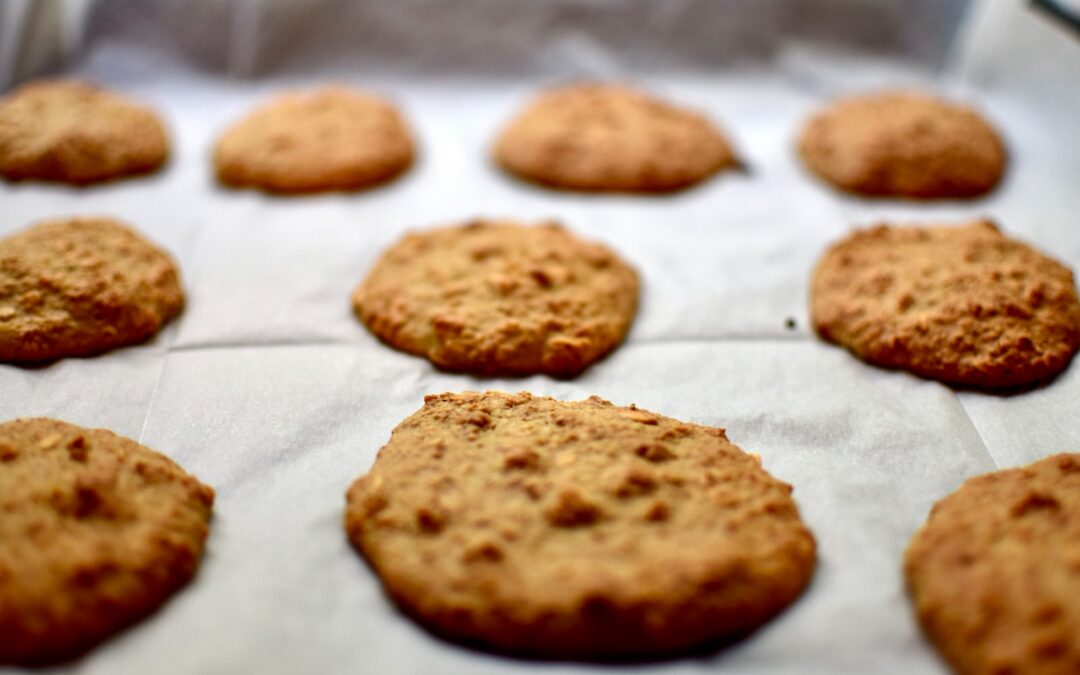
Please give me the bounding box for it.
[0,80,168,185]
[810,220,1080,388]
[213,86,414,193]
[0,418,214,664]
[0,217,184,362]
[345,391,816,658]
[352,219,639,377]
[493,84,738,193]
[905,453,1080,675]
[797,91,1006,199]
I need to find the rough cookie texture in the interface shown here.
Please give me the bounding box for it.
[0,418,214,664]
[811,220,1080,388]
[213,86,414,193]
[345,392,816,658]
[493,84,738,193]
[0,216,184,362]
[905,453,1080,675]
[797,91,1006,199]
[352,220,639,376]
[0,80,168,185]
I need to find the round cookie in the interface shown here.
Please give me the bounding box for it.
[493,84,738,193]
[345,391,816,658]
[0,418,214,664]
[213,86,414,193]
[905,453,1080,675]
[0,216,184,362]
[810,220,1080,388]
[0,80,168,185]
[352,219,639,377]
[797,91,1006,199]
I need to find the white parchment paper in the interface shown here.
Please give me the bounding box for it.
[2,1,1079,673]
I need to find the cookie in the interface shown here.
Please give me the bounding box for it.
[213,86,414,193]
[352,219,639,376]
[797,91,1006,199]
[0,80,168,185]
[810,220,1080,388]
[493,84,738,193]
[905,453,1080,675]
[0,216,184,362]
[0,418,214,664]
[345,391,816,658]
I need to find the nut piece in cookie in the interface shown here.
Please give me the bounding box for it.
[344,391,816,658]
[0,216,184,362]
[905,453,1080,675]
[352,219,639,377]
[213,86,414,193]
[493,84,739,193]
[0,418,214,664]
[0,80,168,185]
[810,220,1080,388]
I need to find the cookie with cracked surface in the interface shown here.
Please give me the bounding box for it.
[344,391,816,658]
[493,84,739,193]
[0,216,184,362]
[905,453,1080,675]
[213,86,414,193]
[797,91,1006,199]
[0,80,168,185]
[0,418,214,664]
[352,219,639,376]
[810,220,1080,388]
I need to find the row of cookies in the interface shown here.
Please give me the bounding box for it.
[2,398,1076,673]
[0,79,1006,199]
[3,214,1078,390]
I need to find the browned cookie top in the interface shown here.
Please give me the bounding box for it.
[797,91,1006,199]
[345,391,816,658]
[0,216,184,363]
[213,86,414,193]
[811,220,1080,388]
[493,84,738,193]
[0,80,168,185]
[352,219,639,377]
[0,418,214,664]
[905,453,1080,675]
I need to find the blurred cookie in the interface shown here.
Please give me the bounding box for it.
[213,86,414,193]
[797,91,1006,198]
[0,80,168,185]
[810,220,1080,388]
[352,219,638,376]
[0,216,184,362]
[345,391,816,657]
[493,84,738,192]
[905,453,1080,675]
[0,418,214,664]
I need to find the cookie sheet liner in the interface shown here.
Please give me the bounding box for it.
[2,1,1079,673]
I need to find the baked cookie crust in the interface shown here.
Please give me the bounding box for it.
[905,453,1080,675]
[0,80,168,185]
[352,219,639,377]
[0,418,214,664]
[345,391,816,658]
[810,220,1080,388]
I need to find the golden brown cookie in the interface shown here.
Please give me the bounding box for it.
[905,453,1080,675]
[493,84,739,193]
[0,216,184,362]
[0,80,168,185]
[797,91,1006,199]
[345,391,816,658]
[352,219,639,377]
[810,220,1080,388]
[0,418,214,664]
[213,86,414,193]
